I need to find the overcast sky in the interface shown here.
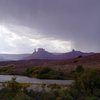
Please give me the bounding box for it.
[0,0,100,53]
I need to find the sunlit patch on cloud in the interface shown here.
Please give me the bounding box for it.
[0,24,73,53]
[30,38,73,53]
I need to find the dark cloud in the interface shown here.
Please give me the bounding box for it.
[0,0,100,52]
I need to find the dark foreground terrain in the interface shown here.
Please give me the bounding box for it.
[0,65,100,100]
[0,53,100,100]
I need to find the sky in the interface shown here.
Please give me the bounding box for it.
[0,0,100,54]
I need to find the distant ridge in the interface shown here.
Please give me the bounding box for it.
[0,54,30,61]
[0,56,5,61]
[24,48,94,60]
[0,48,95,61]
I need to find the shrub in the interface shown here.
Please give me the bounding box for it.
[75,65,84,73]
[0,64,15,74]
[25,67,65,79]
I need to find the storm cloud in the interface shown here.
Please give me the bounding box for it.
[0,0,100,53]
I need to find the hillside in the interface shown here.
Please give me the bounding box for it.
[0,53,100,75]
[46,53,100,71]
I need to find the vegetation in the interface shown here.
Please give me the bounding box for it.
[24,65,100,99]
[47,84,63,90]
[25,67,66,79]
[0,65,100,99]
[0,64,15,74]
[4,77,32,91]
